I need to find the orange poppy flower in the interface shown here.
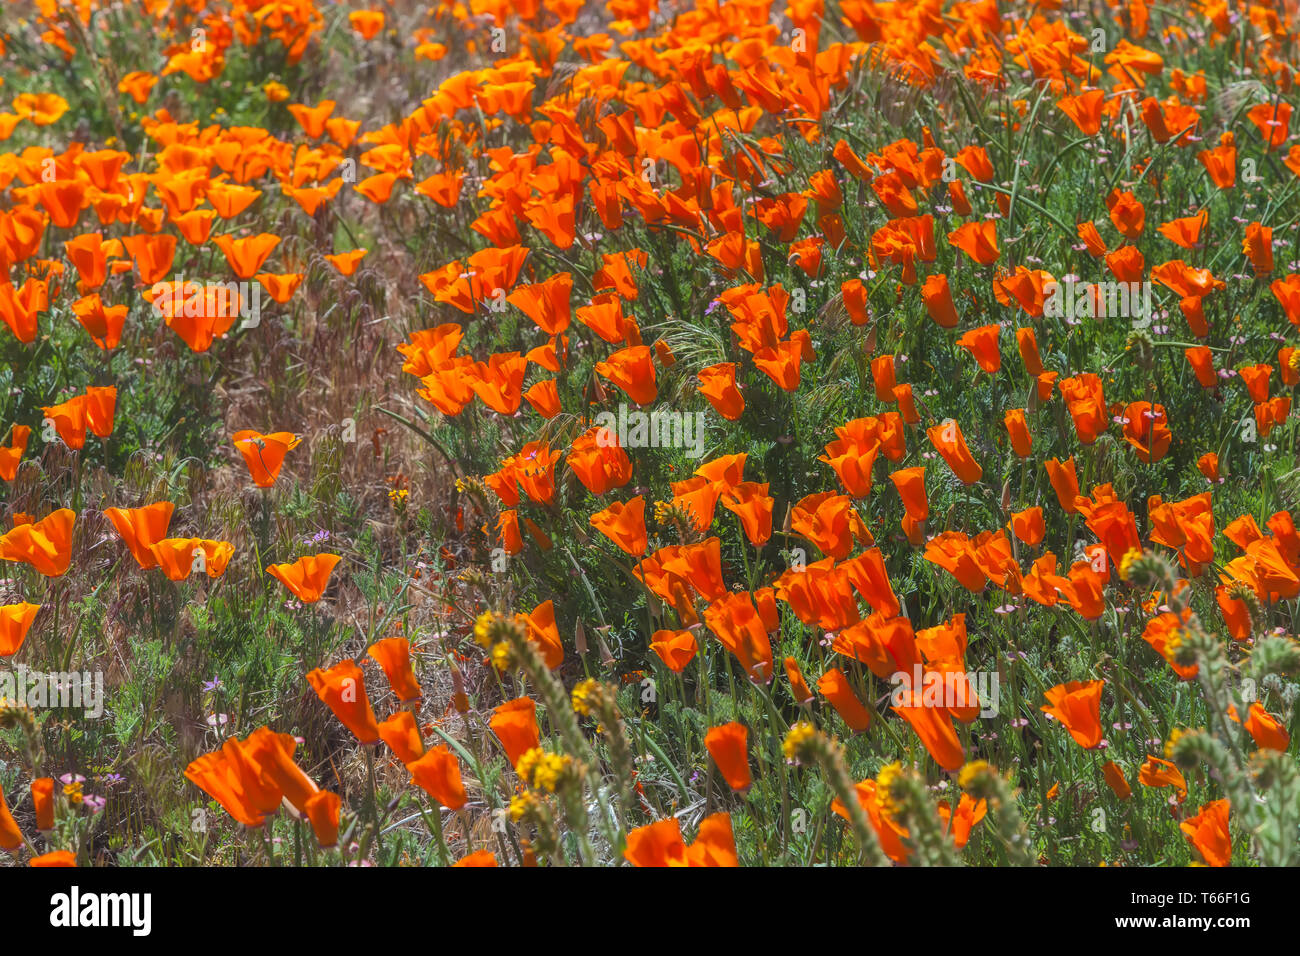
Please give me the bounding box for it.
[367,636,423,702]
[0,785,23,849]
[566,427,632,496]
[1057,89,1105,135]
[839,278,869,325]
[1198,140,1236,188]
[870,354,897,401]
[1241,702,1290,752]
[520,379,561,419]
[954,145,994,181]
[453,850,497,867]
[490,697,540,766]
[1120,401,1171,463]
[32,777,55,830]
[921,273,959,328]
[927,419,982,484]
[703,590,775,683]
[503,441,559,505]
[240,728,319,813]
[0,425,31,481]
[70,293,127,350]
[1061,561,1107,619]
[206,183,262,219]
[1102,760,1132,800]
[1247,101,1291,151]
[1184,346,1217,388]
[1044,457,1080,513]
[355,173,402,204]
[1041,680,1105,749]
[304,791,341,848]
[1139,755,1188,801]
[466,353,528,415]
[1010,507,1046,548]
[577,295,635,344]
[721,482,773,546]
[10,91,65,126]
[232,430,301,487]
[151,280,241,353]
[623,813,737,867]
[833,610,916,679]
[704,722,751,791]
[783,656,815,705]
[790,491,862,561]
[1180,799,1231,866]
[893,384,920,424]
[0,509,75,577]
[306,660,382,745]
[0,277,45,344]
[267,553,341,603]
[947,178,972,215]
[1014,327,1044,376]
[118,71,158,104]
[947,220,999,265]
[1074,220,1106,258]
[595,345,657,405]
[829,777,913,862]
[649,629,698,672]
[1152,260,1227,299]
[120,233,176,285]
[148,538,234,580]
[889,466,928,522]
[524,346,565,385]
[508,273,572,335]
[818,668,873,732]
[349,9,386,39]
[324,249,367,276]
[378,710,425,764]
[0,602,40,656]
[1105,189,1145,238]
[83,386,116,439]
[518,599,563,669]
[171,209,216,245]
[924,531,986,592]
[1272,274,1300,325]
[212,233,280,280]
[408,745,467,809]
[1141,613,1198,680]
[64,232,113,290]
[956,323,1002,373]
[698,363,745,420]
[892,686,965,771]
[828,550,893,619]
[589,496,648,557]
[287,100,335,138]
[1279,347,1300,387]
[1058,373,1108,444]
[1243,222,1273,275]
[255,272,304,304]
[1004,408,1032,458]
[819,427,880,498]
[639,538,728,616]
[1159,210,1208,248]
[939,793,988,851]
[414,170,463,207]
[1254,395,1292,440]
[104,501,175,569]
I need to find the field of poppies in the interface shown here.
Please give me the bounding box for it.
[0,0,1298,869]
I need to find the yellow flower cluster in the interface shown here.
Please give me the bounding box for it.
[782,721,816,761]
